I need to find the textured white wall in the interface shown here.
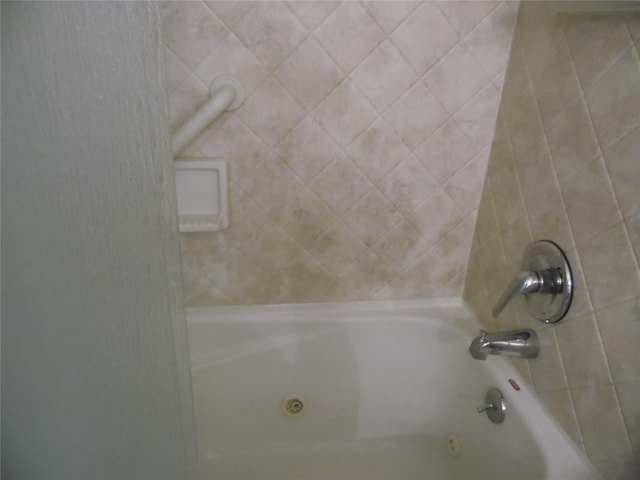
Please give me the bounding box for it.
[1,2,196,478]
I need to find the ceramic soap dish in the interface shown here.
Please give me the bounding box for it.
[174,160,229,232]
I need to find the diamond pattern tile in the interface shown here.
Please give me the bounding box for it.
[285,1,340,30]
[234,1,307,71]
[236,77,306,148]
[160,1,228,69]
[346,118,411,183]
[161,0,515,307]
[195,33,269,97]
[351,40,417,112]
[275,37,345,111]
[424,41,491,115]
[383,81,449,150]
[390,2,458,75]
[315,1,385,73]
[362,1,421,34]
[308,153,374,215]
[311,79,377,148]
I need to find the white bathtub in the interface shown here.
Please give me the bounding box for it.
[187,299,601,480]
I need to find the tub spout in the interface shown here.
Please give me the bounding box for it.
[468,329,539,360]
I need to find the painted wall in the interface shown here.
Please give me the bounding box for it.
[1,2,196,478]
[162,0,517,306]
[464,2,640,477]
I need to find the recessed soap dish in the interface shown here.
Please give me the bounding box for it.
[174,160,229,232]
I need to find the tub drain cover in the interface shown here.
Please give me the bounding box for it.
[281,394,307,418]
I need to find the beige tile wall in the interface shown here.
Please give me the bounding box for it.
[464,2,640,477]
[161,0,517,306]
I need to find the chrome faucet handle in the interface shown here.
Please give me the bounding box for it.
[492,268,562,318]
[491,241,573,323]
[476,402,495,413]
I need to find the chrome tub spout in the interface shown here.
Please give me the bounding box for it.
[468,329,539,360]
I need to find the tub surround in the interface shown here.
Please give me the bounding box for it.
[464,2,640,478]
[162,1,518,305]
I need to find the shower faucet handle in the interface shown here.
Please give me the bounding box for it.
[491,268,561,318]
[492,241,574,324]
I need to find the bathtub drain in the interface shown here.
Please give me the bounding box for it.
[281,394,307,418]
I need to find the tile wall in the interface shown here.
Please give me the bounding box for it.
[464,2,640,477]
[161,1,517,305]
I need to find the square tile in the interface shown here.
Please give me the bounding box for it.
[616,380,640,458]
[391,3,459,75]
[596,297,640,383]
[546,96,601,183]
[241,221,304,271]
[337,249,397,300]
[415,120,479,183]
[536,389,582,446]
[236,77,306,148]
[571,385,633,465]
[274,116,341,183]
[603,125,640,218]
[627,210,640,264]
[444,146,491,215]
[528,327,568,392]
[342,186,404,247]
[237,152,305,216]
[351,40,417,112]
[432,215,476,272]
[408,188,466,249]
[346,118,411,183]
[531,48,582,129]
[274,186,337,245]
[514,136,560,216]
[195,33,269,97]
[361,1,421,34]
[275,37,344,111]
[578,221,640,311]
[399,250,461,297]
[285,1,340,30]
[234,1,307,71]
[308,153,373,215]
[555,312,613,388]
[223,188,270,248]
[315,2,385,73]
[377,153,439,216]
[435,0,499,37]
[561,156,622,245]
[502,85,545,156]
[490,166,526,236]
[370,218,430,274]
[528,187,575,253]
[164,46,190,93]
[463,2,518,79]
[204,1,256,28]
[160,1,228,69]
[383,81,449,150]
[181,264,231,307]
[193,114,270,181]
[312,79,377,148]
[585,47,640,149]
[453,83,501,149]
[564,15,633,91]
[424,41,491,115]
[373,276,419,301]
[307,219,368,276]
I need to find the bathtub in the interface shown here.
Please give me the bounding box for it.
[187,299,601,480]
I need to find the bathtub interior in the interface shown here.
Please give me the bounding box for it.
[188,299,601,480]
